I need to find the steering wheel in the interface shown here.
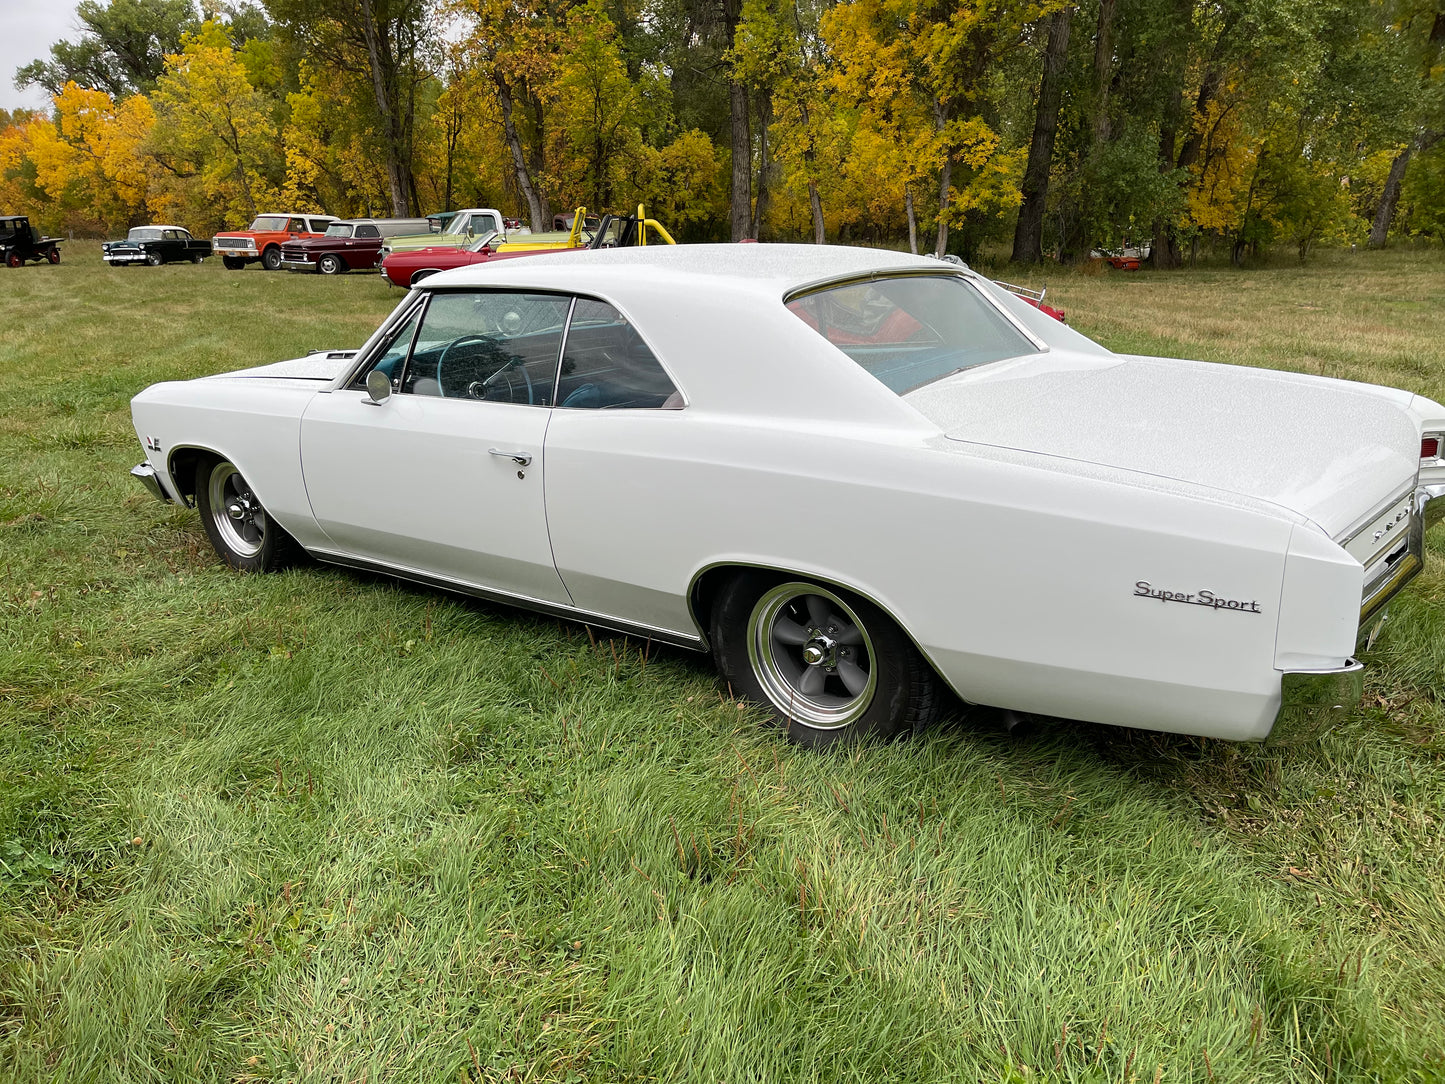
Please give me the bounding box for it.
[436,335,492,398]
[474,356,534,404]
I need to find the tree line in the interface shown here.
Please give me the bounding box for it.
[3,0,1442,263]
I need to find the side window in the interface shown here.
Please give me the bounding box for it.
[356,224,380,239]
[557,299,679,409]
[350,308,423,391]
[288,218,303,233]
[405,291,570,404]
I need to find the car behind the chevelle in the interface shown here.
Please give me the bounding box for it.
[129,245,1445,746]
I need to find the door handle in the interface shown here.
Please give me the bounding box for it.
[489,448,532,467]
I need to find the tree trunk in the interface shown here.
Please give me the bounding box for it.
[809,180,824,243]
[751,89,773,239]
[933,97,951,257]
[906,186,917,254]
[1011,6,1072,264]
[796,99,824,243]
[497,80,545,231]
[358,0,410,216]
[1369,146,1412,248]
[729,79,752,240]
[1091,0,1116,145]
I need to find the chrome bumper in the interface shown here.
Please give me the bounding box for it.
[279,259,316,272]
[1268,481,1445,742]
[131,462,173,504]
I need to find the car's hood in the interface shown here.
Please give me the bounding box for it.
[906,351,1421,537]
[209,352,356,383]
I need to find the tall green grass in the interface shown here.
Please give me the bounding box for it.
[2,247,1443,1081]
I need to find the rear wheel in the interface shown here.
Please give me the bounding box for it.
[261,247,282,271]
[222,256,246,270]
[318,254,345,275]
[194,459,297,572]
[191,253,205,264]
[46,248,60,264]
[710,572,941,748]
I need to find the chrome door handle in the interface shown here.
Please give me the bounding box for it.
[489,448,532,466]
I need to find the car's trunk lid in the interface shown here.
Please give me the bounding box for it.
[908,352,1420,537]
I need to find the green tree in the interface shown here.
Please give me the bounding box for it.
[16,0,199,99]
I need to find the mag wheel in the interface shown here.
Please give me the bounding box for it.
[710,572,941,748]
[318,254,345,275]
[145,252,163,266]
[195,459,296,572]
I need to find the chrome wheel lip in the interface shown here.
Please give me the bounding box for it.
[746,582,877,729]
[207,461,265,559]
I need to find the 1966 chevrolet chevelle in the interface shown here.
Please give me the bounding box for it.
[129,245,1445,746]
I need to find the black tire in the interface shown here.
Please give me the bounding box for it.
[410,269,437,286]
[318,254,345,275]
[145,252,163,267]
[194,458,298,572]
[710,571,941,748]
[191,253,205,264]
[261,247,283,271]
[222,256,246,270]
[5,252,20,268]
[47,248,60,265]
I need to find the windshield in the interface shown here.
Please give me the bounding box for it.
[129,228,161,241]
[324,224,355,238]
[786,275,1039,394]
[248,216,288,231]
[443,212,494,237]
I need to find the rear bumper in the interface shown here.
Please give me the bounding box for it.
[131,462,174,504]
[1267,480,1445,741]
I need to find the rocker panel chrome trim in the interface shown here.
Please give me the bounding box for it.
[309,549,707,651]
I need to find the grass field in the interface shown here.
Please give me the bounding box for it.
[3,244,1444,1082]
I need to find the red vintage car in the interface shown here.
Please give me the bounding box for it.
[381,209,676,287]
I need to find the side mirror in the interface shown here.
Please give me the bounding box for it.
[365,369,392,404]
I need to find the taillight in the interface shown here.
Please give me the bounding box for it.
[1423,436,1440,460]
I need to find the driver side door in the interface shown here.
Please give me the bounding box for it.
[299,290,575,605]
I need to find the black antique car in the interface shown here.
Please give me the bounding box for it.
[0,215,62,266]
[102,226,212,266]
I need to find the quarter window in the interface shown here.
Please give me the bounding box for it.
[557,299,679,409]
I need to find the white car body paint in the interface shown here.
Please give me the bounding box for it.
[130,244,1445,742]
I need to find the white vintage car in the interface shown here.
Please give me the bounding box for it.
[129,245,1445,747]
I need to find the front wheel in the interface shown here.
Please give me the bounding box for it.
[261,247,283,271]
[194,459,296,572]
[222,256,246,270]
[5,252,20,268]
[318,254,345,275]
[145,252,163,267]
[710,572,941,748]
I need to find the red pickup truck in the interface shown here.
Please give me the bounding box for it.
[213,213,338,271]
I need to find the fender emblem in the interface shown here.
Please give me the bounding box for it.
[1134,581,1261,614]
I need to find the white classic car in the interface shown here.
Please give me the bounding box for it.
[129,245,1445,747]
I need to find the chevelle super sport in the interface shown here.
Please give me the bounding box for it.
[128,245,1445,747]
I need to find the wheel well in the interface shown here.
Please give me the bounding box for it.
[166,447,217,507]
[689,562,957,698]
[411,269,439,285]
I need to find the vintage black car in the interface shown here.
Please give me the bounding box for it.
[102,226,212,266]
[0,215,62,266]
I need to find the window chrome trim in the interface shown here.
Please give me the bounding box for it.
[331,289,431,392]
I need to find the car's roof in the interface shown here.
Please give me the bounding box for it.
[134,224,186,231]
[255,212,335,220]
[423,243,954,297]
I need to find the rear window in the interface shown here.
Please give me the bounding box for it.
[786,275,1038,394]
